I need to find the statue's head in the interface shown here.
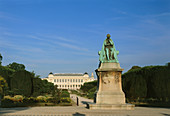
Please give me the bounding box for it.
[106,34,111,38]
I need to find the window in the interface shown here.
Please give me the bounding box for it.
[70,85,72,87]
[73,79,75,82]
[78,79,80,82]
[65,79,67,82]
[62,85,64,87]
[68,79,69,82]
[70,79,72,82]
[78,85,80,87]
[57,79,59,82]
[76,79,77,82]
[76,85,77,87]
[54,79,56,82]
[60,79,61,82]
[62,79,64,82]
[73,85,75,87]
[81,79,83,82]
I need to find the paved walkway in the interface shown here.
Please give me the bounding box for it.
[1,106,170,116]
[0,95,170,116]
[70,94,93,107]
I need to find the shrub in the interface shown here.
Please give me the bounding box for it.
[60,97,71,103]
[36,96,47,103]
[1,98,14,107]
[87,92,94,99]
[61,91,70,97]
[4,95,12,100]
[27,97,37,103]
[13,95,24,102]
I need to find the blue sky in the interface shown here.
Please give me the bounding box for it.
[0,0,170,78]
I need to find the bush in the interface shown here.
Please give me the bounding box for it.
[4,95,12,99]
[60,97,71,103]
[61,91,70,97]
[36,96,47,103]
[87,92,94,99]
[1,98,14,107]
[27,97,38,103]
[13,95,24,102]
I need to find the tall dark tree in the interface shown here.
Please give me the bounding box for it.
[0,53,2,65]
[10,70,33,96]
[122,63,170,101]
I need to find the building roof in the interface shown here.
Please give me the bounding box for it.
[53,73,84,76]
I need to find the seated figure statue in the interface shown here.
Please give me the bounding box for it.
[99,34,119,63]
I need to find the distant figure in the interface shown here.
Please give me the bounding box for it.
[77,97,79,106]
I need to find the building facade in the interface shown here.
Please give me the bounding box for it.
[42,72,95,90]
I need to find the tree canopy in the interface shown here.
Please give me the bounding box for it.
[6,62,25,71]
[122,64,170,101]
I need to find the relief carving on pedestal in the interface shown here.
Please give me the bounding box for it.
[102,77,111,84]
[102,72,112,84]
[115,72,120,83]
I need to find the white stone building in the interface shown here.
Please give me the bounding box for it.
[42,72,95,90]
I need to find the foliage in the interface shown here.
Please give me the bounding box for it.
[61,91,70,97]
[0,76,8,95]
[127,66,141,72]
[32,78,54,96]
[60,97,71,103]
[87,92,95,99]
[0,53,2,65]
[80,80,97,93]
[0,65,15,88]
[52,85,62,103]
[36,96,47,102]
[6,62,25,71]
[10,70,33,97]
[0,53,55,98]
[122,64,170,101]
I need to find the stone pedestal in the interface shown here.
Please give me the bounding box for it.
[87,63,134,109]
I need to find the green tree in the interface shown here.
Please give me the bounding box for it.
[127,66,141,72]
[0,66,15,89]
[52,85,61,103]
[10,70,33,96]
[122,63,170,101]
[32,78,54,96]
[7,62,25,71]
[0,76,8,95]
[80,80,97,93]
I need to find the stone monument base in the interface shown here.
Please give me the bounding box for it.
[87,103,135,110]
